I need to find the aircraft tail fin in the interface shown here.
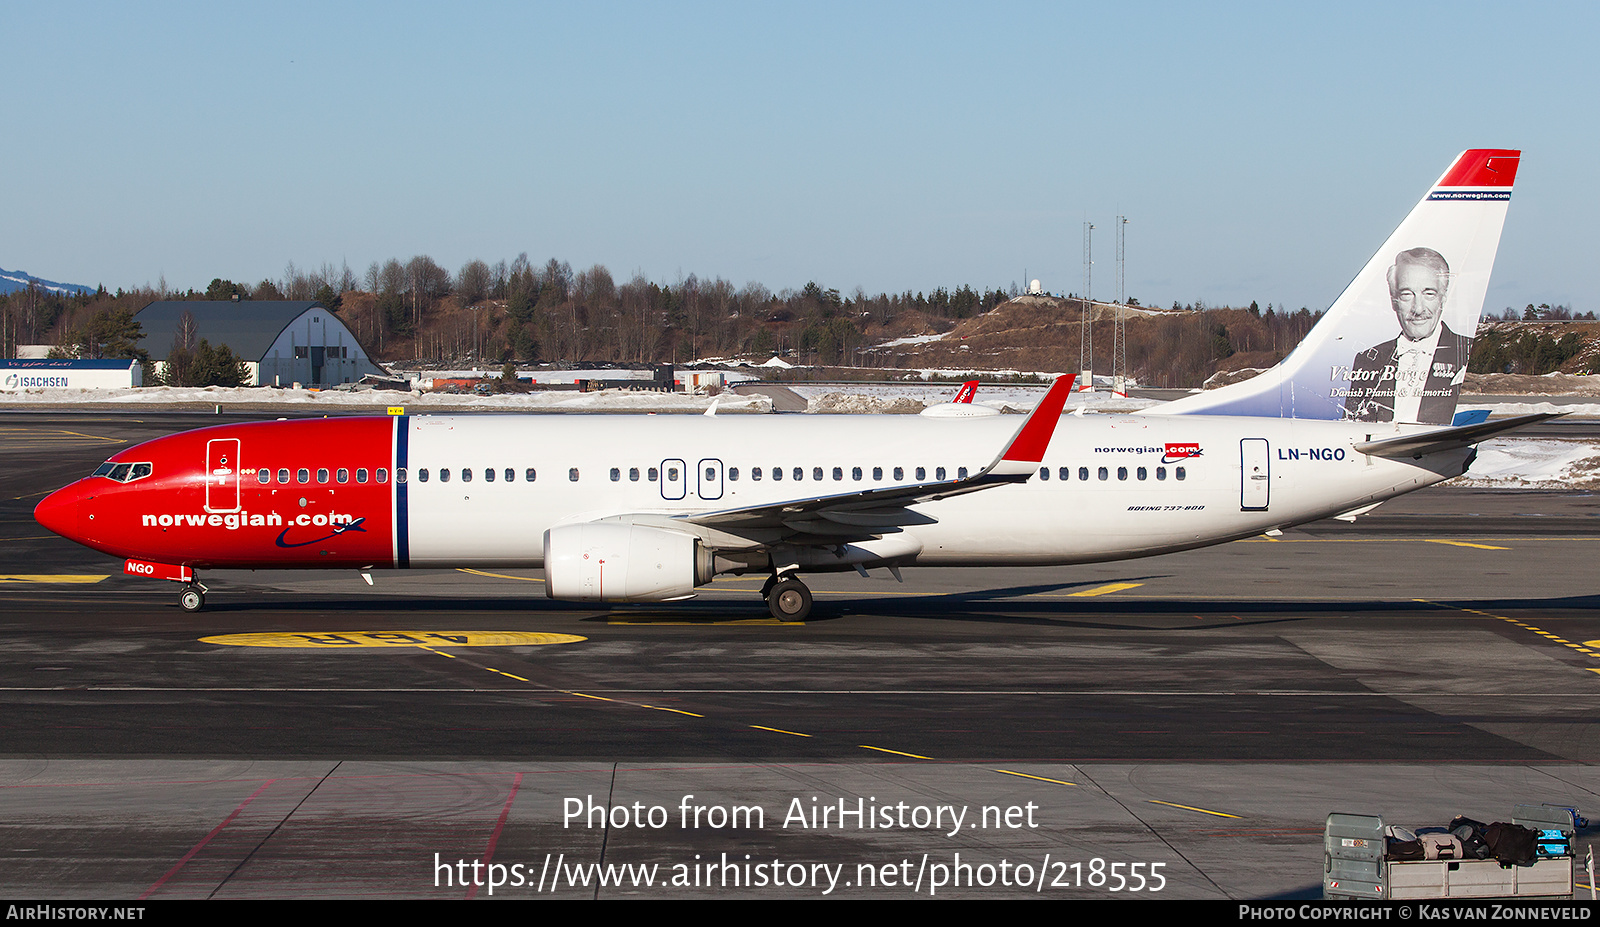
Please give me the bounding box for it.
[1154,149,1519,425]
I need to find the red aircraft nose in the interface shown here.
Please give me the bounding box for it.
[34,484,81,541]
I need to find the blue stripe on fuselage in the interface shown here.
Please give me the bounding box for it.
[395,416,410,568]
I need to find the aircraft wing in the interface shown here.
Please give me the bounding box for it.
[677,375,1074,538]
[1353,411,1562,459]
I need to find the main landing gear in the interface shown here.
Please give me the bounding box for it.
[178,582,207,613]
[761,573,812,622]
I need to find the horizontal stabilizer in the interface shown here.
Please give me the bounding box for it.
[1353,412,1560,459]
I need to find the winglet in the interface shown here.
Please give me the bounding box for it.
[989,375,1075,476]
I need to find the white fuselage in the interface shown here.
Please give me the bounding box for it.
[401,413,1464,570]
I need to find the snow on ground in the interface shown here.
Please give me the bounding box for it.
[0,385,772,413]
[789,382,1160,414]
[1460,401,1600,417]
[1449,438,1600,489]
[877,333,950,348]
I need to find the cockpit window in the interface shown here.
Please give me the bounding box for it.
[93,461,153,483]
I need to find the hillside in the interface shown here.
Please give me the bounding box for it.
[0,266,92,297]
[855,296,1322,388]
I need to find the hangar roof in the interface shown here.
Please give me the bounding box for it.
[135,301,339,361]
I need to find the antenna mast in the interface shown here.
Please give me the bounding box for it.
[1080,221,1094,392]
[1113,216,1128,397]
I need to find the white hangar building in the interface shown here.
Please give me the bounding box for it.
[136,300,385,387]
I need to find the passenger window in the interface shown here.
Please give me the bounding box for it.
[936,467,946,480]
[610,467,621,482]
[1060,467,1070,480]
[418,469,429,482]
[278,468,290,484]
[317,468,329,483]
[794,467,804,481]
[379,468,390,483]
[629,468,640,481]
[1080,467,1090,481]
[873,467,882,481]
[526,468,537,482]
[752,467,762,481]
[893,467,903,480]
[706,467,716,481]
[298,468,310,484]
[1039,467,1049,480]
[958,467,968,479]
[1098,467,1108,481]
[1156,467,1166,481]
[505,468,514,482]
[258,469,271,484]
[569,468,580,481]
[916,467,926,481]
[832,467,842,481]
[440,469,451,483]
[337,468,349,483]
[357,468,369,483]
[646,468,655,481]
[1176,467,1186,480]
[667,467,678,481]
[1137,467,1147,480]
[1117,467,1128,481]
[728,467,739,481]
[813,467,823,481]
[484,468,495,482]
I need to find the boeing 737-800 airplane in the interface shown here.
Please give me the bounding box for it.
[35,149,1546,621]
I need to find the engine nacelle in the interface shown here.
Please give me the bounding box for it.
[543,523,713,601]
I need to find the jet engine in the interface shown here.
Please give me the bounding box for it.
[543,523,714,601]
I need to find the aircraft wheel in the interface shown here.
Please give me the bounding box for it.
[767,578,812,621]
[179,586,205,613]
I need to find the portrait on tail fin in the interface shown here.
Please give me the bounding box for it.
[1342,247,1471,425]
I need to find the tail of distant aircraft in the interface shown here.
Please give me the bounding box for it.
[1154,149,1519,426]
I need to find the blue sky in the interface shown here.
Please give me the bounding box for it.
[5,1,1595,315]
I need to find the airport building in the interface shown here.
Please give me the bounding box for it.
[136,300,385,387]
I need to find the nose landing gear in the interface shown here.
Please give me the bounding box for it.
[178,582,208,612]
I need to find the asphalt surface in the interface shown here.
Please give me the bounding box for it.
[3,411,1599,899]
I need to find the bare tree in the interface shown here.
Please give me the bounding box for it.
[458,259,492,307]
[379,259,406,295]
